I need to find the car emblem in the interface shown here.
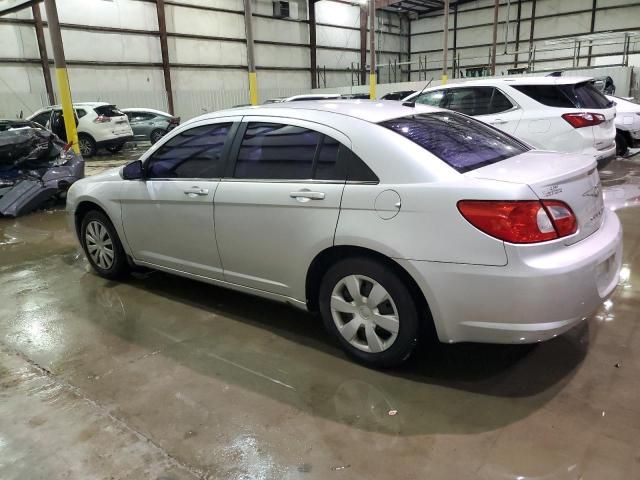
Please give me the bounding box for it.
[583,184,601,198]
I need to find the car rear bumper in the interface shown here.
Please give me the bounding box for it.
[96,135,133,148]
[397,210,622,344]
[582,142,616,168]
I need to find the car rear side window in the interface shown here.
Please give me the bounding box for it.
[234,123,321,179]
[512,85,575,108]
[94,105,124,117]
[570,81,613,108]
[379,112,529,173]
[146,123,232,179]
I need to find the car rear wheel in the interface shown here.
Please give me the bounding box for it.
[78,134,96,157]
[319,257,420,368]
[615,131,629,157]
[80,210,129,280]
[150,129,166,144]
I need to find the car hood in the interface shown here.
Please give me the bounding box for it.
[81,166,123,184]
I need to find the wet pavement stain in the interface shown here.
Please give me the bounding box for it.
[0,155,639,479]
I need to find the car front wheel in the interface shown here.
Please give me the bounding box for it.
[319,257,420,368]
[80,210,129,280]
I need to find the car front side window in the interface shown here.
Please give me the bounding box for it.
[233,122,322,180]
[145,123,232,179]
[415,90,446,107]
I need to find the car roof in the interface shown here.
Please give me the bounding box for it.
[207,100,443,124]
[121,107,172,116]
[46,102,111,109]
[420,76,593,89]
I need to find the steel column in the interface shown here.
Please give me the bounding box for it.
[32,3,54,105]
[156,0,174,114]
[43,0,79,153]
[360,4,367,85]
[309,0,318,89]
[587,0,596,66]
[243,0,258,105]
[513,0,521,67]
[491,0,498,75]
[369,0,376,99]
[452,2,457,79]
[442,0,449,83]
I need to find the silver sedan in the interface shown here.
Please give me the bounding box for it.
[66,101,622,368]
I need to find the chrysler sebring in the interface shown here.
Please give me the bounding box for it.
[66,101,622,367]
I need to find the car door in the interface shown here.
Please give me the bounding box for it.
[127,112,155,140]
[474,87,523,134]
[119,117,240,279]
[30,109,53,129]
[214,118,348,300]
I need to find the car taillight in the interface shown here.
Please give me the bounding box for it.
[561,112,605,128]
[457,200,577,244]
[94,115,111,123]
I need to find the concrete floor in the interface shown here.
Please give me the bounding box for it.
[1,148,640,479]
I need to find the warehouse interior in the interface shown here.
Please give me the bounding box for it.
[1,0,640,479]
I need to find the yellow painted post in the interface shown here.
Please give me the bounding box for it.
[369,73,377,100]
[44,0,79,154]
[441,74,448,85]
[249,72,258,106]
[55,68,79,152]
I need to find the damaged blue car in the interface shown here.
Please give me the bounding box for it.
[0,119,84,217]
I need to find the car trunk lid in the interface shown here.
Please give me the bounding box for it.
[467,150,604,245]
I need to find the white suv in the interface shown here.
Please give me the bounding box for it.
[29,102,133,157]
[607,95,640,155]
[403,77,616,167]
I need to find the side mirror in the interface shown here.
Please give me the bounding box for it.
[122,160,144,180]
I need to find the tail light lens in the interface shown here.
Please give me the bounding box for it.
[562,112,605,128]
[94,114,111,123]
[457,200,577,244]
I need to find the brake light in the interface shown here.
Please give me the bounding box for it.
[457,200,577,244]
[562,112,605,128]
[94,115,111,123]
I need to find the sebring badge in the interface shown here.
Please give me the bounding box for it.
[583,183,602,198]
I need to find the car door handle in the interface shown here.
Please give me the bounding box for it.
[183,187,209,196]
[290,190,325,201]
[491,119,508,124]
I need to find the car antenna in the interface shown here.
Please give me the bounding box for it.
[403,77,433,107]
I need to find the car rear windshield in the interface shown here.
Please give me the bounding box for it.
[379,112,529,173]
[94,105,124,117]
[513,82,613,109]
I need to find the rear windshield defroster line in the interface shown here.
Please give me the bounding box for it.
[379,112,529,173]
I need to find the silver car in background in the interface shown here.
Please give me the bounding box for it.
[121,108,180,144]
[66,101,622,368]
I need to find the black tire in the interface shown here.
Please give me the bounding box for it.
[80,210,130,280]
[319,257,421,368]
[78,133,97,157]
[150,129,166,144]
[106,142,124,153]
[615,131,628,157]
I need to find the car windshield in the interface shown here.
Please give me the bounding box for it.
[379,112,529,173]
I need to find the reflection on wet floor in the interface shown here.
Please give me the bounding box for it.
[0,155,639,479]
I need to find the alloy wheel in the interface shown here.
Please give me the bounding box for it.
[330,275,400,353]
[79,138,92,156]
[85,220,115,270]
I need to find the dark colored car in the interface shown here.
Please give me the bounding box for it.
[381,90,416,101]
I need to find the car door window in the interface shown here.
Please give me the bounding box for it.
[234,123,321,180]
[444,87,493,116]
[31,111,51,127]
[130,112,155,123]
[489,88,514,114]
[415,90,446,107]
[146,123,232,179]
